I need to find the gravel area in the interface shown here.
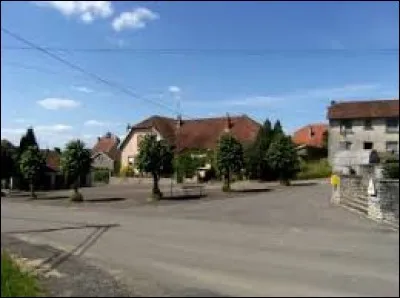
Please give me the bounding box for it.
[1,234,134,297]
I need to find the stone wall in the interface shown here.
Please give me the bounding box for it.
[375,179,399,222]
[332,175,399,228]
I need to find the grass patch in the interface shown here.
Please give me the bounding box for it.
[1,251,41,297]
[296,158,332,180]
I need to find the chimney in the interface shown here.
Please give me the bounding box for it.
[224,113,232,133]
[176,114,183,129]
[309,126,315,138]
[126,124,131,132]
[97,137,101,142]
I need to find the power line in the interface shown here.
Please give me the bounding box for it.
[2,46,399,55]
[1,27,185,117]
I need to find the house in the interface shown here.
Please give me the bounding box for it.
[40,149,63,189]
[327,99,399,173]
[119,114,261,169]
[292,123,328,160]
[91,132,121,173]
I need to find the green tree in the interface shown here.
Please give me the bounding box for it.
[60,140,92,202]
[266,135,300,185]
[216,134,244,191]
[244,118,275,180]
[19,146,45,199]
[272,120,284,139]
[1,140,16,183]
[18,128,38,156]
[136,134,173,200]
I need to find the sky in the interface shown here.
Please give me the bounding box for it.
[1,1,399,148]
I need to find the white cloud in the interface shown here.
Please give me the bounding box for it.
[168,86,181,94]
[84,120,107,127]
[112,7,159,32]
[13,118,35,124]
[37,98,81,110]
[34,1,113,23]
[35,124,73,133]
[72,86,94,93]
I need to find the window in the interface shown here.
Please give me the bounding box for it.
[364,119,373,130]
[386,141,399,153]
[363,142,373,150]
[386,118,399,133]
[339,141,352,150]
[128,156,135,166]
[340,120,353,134]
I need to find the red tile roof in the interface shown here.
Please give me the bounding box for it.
[121,114,261,152]
[292,123,328,148]
[41,150,61,172]
[327,99,399,120]
[92,134,121,161]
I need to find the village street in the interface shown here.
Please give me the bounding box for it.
[1,183,398,297]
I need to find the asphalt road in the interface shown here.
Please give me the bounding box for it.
[1,184,399,297]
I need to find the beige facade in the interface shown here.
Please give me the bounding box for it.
[120,128,162,168]
[328,117,399,162]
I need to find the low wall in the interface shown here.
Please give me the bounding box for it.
[332,175,399,228]
[109,177,174,186]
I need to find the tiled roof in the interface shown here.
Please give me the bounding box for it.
[41,150,61,172]
[92,134,121,161]
[327,99,399,119]
[292,123,328,148]
[121,114,261,152]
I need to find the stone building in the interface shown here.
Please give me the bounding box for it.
[327,99,399,171]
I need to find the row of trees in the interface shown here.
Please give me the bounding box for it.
[136,118,300,199]
[1,128,92,201]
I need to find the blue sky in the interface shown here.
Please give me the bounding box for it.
[1,1,399,148]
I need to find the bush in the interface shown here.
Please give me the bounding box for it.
[1,251,41,297]
[70,191,83,202]
[93,168,110,183]
[296,158,332,180]
[383,162,399,179]
[120,165,135,177]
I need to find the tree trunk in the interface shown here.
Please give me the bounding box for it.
[151,172,162,200]
[70,179,83,202]
[223,169,231,192]
[30,180,36,199]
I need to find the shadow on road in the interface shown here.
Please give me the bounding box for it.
[230,188,272,193]
[3,221,120,274]
[84,197,126,203]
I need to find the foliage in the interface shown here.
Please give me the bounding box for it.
[244,118,276,180]
[383,161,399,179]
[216,133,244,191]
[272,120,284,139]
[18,128,38,157]
[60,140,92,201]
[93,168,110,183]
[174,151,205,182]
[266,135,300,185]
[136,134,173,199]
[119,165,135,177]
[1,251,41,297]
[19,146,45,198]
[1,141,16,181]
[296,158,332,180]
